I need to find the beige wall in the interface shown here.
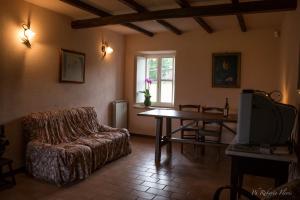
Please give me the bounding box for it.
[279,1,300,177]
[1,0,296,170]
[124,29,281,141]
[280,1,300,106]
[0,0,125,169]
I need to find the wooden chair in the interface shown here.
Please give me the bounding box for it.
[213,186,260,200]
[179,104,201,153]
[0,158,16,190]
[198,107,224,159]
[213,179,300,200]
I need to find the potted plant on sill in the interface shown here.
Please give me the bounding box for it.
[139,78,152,107]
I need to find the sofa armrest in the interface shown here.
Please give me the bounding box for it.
[26,141,64,185]
[27,140,59,154]
[99,125,130,136]
[26,140,93,186]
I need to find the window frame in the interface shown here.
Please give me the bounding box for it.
[135,53,176,107]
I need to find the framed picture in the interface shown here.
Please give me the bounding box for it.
[60,49,85,83]
[212,52,241,88]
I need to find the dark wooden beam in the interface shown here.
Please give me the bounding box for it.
[175,0,213,33]
[61,0,110,16]
[119,0,147,12]
[155,20,182,35]
[118,0,182,35]
[232,0,247,32]
[236,14,247,32]
[71,0,297,29]
[193,17,213,33]
[60,0,154,37]
[122,23,154,37]
[174,0,189,8]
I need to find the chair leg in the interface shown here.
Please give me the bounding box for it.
[0,165,3,183]
[201,136,206,155]
[238,175,244,199]
[8,163,16,185]
[181,131,184,154]
[194,131,198,152]
[216,148,221,162]
[216,140,221,162]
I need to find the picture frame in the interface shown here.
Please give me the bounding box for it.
[212,52,241,88]
[60,49,85,83]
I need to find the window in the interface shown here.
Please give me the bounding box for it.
[136,53,175,107]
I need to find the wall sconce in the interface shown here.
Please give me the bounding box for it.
[20,24,35,48]
[101,41,113,58]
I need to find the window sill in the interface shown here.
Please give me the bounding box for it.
[133,104,174,110]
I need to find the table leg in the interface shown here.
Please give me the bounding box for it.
[166,118,172,155]
[230,157,239,200]
[155,117,163,164]
[275,163,289,187]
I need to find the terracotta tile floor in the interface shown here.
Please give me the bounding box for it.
[0,136,273,200]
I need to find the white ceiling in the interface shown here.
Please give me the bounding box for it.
[25,0,287,35]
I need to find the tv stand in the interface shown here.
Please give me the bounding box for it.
[226,144,297,200]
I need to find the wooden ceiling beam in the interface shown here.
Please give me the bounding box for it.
[232,0,247,32]
[118,0,182,35]
[60,0,154,37]
[119,0,147,12]
[175,0,213,33]
[61,0,110,17]
[71,0,297,29]
[236,14,247,32]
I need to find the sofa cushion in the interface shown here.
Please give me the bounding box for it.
[75,131,131,171]
[56,143,93,184]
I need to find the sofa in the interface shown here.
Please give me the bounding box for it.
[22,107,131,185]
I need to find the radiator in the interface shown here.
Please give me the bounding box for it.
[112,100,128,128]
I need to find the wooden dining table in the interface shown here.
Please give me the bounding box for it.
[138,109,238,163]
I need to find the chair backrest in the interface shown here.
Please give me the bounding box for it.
[202,107,224,129]
[202,107,224,114]
[179,105,201,112]
[179,105,201,125]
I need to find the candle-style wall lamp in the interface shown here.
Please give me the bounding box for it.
[100,40,113,59]
[20,24,35,48]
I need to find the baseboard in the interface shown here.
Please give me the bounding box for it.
[130,132,155,138]
[2,166,26,177]
[13,166,26,174]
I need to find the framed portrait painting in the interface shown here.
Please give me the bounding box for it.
[60,49,85,83]
[212,52,241,88]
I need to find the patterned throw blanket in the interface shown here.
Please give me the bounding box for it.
[23,107,131,185]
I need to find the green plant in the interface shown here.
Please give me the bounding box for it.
[139,78,152,97]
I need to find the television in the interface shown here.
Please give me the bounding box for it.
[236,90,297,146]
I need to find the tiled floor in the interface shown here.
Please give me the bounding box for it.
[0,136,273,200]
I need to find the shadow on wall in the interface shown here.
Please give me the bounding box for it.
[1,8,32,170]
